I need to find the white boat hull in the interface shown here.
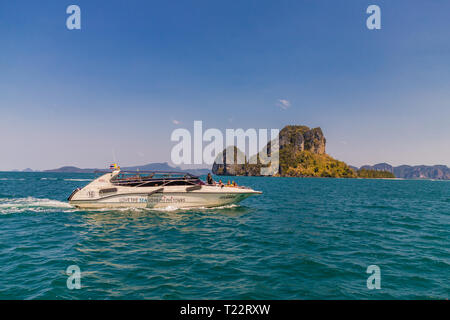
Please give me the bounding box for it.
[70,191,257,209]
[68,171,261,210]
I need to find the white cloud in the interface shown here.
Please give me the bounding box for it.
[276,99,291,110]
[172,119,181,125]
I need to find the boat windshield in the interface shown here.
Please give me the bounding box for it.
[110,171,203,187]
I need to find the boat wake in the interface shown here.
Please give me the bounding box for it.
[0,197,245,215]
[0,197,75,215]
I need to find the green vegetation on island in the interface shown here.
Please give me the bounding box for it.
[280,150,356,178]
[356,169,396,179]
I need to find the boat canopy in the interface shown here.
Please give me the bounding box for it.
[110,171,202,187]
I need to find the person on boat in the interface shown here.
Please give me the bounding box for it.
[226,180,231,187]
[207,173,214,185]
[218,180,224,187]
[232,181,237,187]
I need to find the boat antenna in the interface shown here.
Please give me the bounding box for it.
[110,148,121,171]
[112,148,117,163]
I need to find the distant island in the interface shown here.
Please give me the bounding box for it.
[212,125,449,180]
[356,168,395,179]
[44,162,211,176]
[351,163,450,180]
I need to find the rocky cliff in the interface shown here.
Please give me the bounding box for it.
[211,146,248,176]
[279,126,326,155]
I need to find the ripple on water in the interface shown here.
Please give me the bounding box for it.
[0,174,449,299]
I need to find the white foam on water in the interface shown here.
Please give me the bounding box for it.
[147,203,240,212]
[204,204,240,210]
[153,205,181,212]
[0,197,74,214]
[64,179,92,182]
[0,178,25,181]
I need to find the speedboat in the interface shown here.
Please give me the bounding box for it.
[68,169,262,209]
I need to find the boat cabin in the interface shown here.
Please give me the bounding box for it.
[110,171,203,187]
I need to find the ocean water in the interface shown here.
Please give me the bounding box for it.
[0,172,448,300]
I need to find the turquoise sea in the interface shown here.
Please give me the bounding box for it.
[0,172,448,299]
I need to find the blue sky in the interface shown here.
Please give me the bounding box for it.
[0,0,449,170]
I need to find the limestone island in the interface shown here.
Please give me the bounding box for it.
[212,125,395,179]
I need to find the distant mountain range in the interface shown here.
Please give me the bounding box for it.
[11,161,450,180]
[352,163,450,180]
[43,162,211,176]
